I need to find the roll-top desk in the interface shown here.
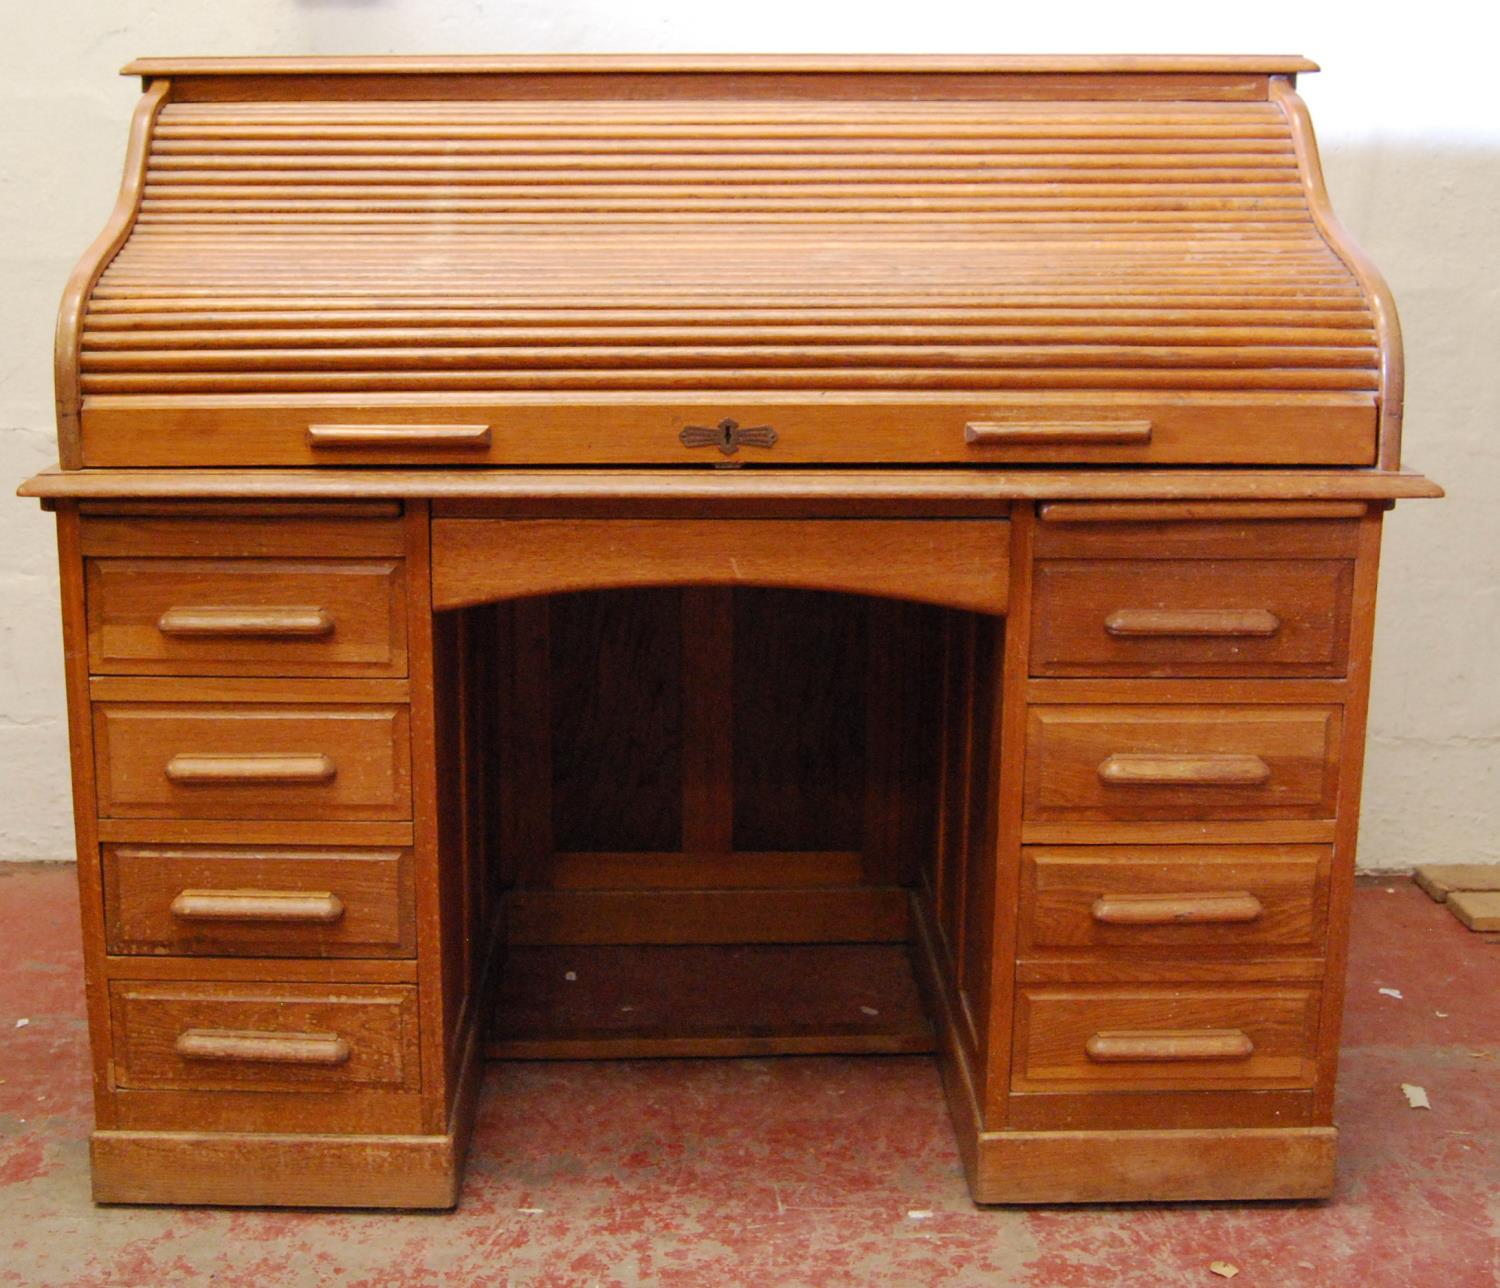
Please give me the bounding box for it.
[21,55,1441,1209]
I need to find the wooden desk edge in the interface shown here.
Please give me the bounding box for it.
[121,54,1322,77]
[18,468,1445,507]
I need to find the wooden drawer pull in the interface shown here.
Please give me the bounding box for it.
[1104,609,1281,638]
[170,889,345,923]
[965,420,1152,446]
[308,424,490,449]
[165,753,337,785]
[1086,1029,1255,1063]
[157,606,334,638]
[1098,753,1271,787]
[1091,891,1264,926]
[175,1028,351,1066]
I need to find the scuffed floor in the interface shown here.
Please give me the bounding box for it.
[1,864,1496,1287]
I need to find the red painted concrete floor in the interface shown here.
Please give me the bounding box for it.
[1,865,1496,1287]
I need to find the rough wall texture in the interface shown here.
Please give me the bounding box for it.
[2,1,1495,868]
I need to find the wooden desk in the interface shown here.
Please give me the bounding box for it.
[22,55,1440,1209]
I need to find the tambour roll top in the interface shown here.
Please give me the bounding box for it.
[56,56,1403,470]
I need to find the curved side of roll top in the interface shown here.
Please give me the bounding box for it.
[53,60,1403,470]
[1270,77,1405,469]
[55,79,170,468]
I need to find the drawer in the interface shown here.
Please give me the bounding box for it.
[103,844,414,958]
[1019,844,1331,957]
[93,703,411,820]
[1030,558,1354,678]
[79,395,1378,468]
[1012,985,1321,1092]
[108,981,420,1093]
[86,558,408,678]
[1024,704,1342,822]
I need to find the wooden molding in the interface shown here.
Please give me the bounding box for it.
[1273,76,1405,470]
[91,1129,462,1208]
[122,55,1322,78]
[54,79,169,468]
[18,467,1445,505]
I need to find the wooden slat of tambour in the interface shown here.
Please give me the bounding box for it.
[143,156,1304,171]
[148,129,1297,145]
[144,118,1296,136]
[164,96,1298,112]
[135,200,1313,215]
[93,279,1360,294]
[80,371,1380,394]
[141,142,1299,156]
[84,328,1378,351]
[84,345,1378,371]
[145,165,1307,184]
[140,172,1302,189]
[156,94,1296,112]
[145,103,1293,125]
[84,295,1370,316]
[162,104,1295,120]
[82,309,1375,332]
[129,215,1316,228]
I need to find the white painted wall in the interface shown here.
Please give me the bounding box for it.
[3,1,1495,868]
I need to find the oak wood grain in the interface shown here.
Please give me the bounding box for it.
[1024,704,1342,822]
[25,57,1439,1211]
[103,844,414,957]
[92,701,411,820]
[20,466,1444,505]
[90,1128,463,1208]
[108,980,420,1093]
[1019,843,1329,958]
[1012,985,1320,1092]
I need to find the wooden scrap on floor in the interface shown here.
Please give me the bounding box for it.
[1414,864,1500,903]
[1447,891,1500,932]
[1401,1083,1432,1110]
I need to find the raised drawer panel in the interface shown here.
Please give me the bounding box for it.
[92,703,411,820]
[86,558,408,678]
[108,981,420,1093]
[103,845,414,958]
[1023,705,1342,823]
[1030,559,1354,677]
[1019,844,1331,956]
[1013,985,1321,1092]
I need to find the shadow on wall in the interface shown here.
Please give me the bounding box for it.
[1323,141,1500,868]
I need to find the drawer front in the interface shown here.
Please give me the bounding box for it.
[103,845,414,958]
[80,395,1378,468]
[1024,705,1342,822]
[109,981,419,1093]
[1013,986,1321,1092]
[1019,845,1330,956]
[93,703,411,820]
[1030,559,1354,678]
[86,558,407,678]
